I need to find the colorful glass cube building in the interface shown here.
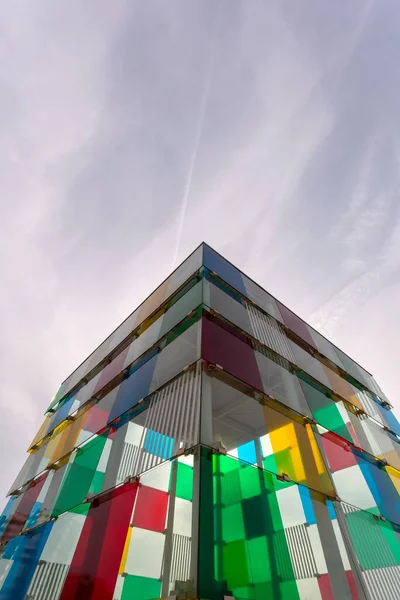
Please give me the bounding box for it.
[1,242,400,600]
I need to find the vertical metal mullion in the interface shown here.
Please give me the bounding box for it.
[154,386,170,465]
[192,362,202,447]
[186,368,198,448]
[182,369,195,451]
[136,395,154,474]
[166,379,180,457]
[149,388,165,469]
[174,374,188,454]
[162,379,176,459]
[161,460,178,597]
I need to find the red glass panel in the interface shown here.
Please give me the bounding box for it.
[84,406,110,434]
[277,303,317,349]
[201,314,263,391]
[60,481,138,600]
[320,433,357,473]
[132,485,169,533]
[317,573,335,600]
[93,347,129,395]
[0,472,48,543]
[346,571,361,600]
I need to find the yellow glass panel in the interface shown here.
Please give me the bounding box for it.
[263,404,334,496]
[137,307,164,335]
[306,424,325,475]
[28,414,53,450]
[269,422,297,454]
[380,449,400,471]
[119,526,133,574]
[385,465,400,494]
[291,445,306,482]
[44,433,62,459]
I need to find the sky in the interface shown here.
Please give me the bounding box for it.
[1,0,399,506]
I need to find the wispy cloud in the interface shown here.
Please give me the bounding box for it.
[1,0,400,509]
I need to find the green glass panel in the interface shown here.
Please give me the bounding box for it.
[121,574,161,600]
[223,540,250,588]
[218,464,242,506]
[313,403,352,442]
[216,453,240,474]
[252,581,274,599]
[273,447,295,481]
[382,525,400,565]
[175,462,193,501]
[52,434,107,517]
[69,502,91,516]
[242,495,266,539]
[205,451,301,600]
[89,470,105,496]
[230,585,255,599]
[239,463,261,499]
[221,503,245,543]
[247,536,271,582]
[299,377,352,442]
[262,456,295,491]
[279,579,301,600]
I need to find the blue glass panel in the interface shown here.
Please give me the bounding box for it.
[382,408,400,437]
[144,430,174,459]
[48,394,77,433]
[203,245,247,297]
[237,441,257,465]
[0,521,53,600]
[298,485,316,525]
[108,351,158,423]
[0,497,17,537]
[24,501,42,529]
[356,451,400,524]
[326,500,337,521]
[2,533,21,559]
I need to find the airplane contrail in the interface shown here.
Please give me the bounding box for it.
[171,0,223,270]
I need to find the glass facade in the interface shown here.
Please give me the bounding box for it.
[0,243,399,600]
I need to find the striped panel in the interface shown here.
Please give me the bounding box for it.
[366,376,389,404]
[342,504,400,600]
[169,533,191,584]
[273,530,296,582]
[131,364,201,477]
[342,504,398,568]
[363,566,400,600]
[25,560,69,600]
[356,391,384,425]
[284,524,318,580]
[361,419,397,458]
[247,303,295,363]
[117,442,140,483]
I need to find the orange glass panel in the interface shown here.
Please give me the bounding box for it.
[134,280,169,329]
[48,412,88,465]
[323,365,362,409]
